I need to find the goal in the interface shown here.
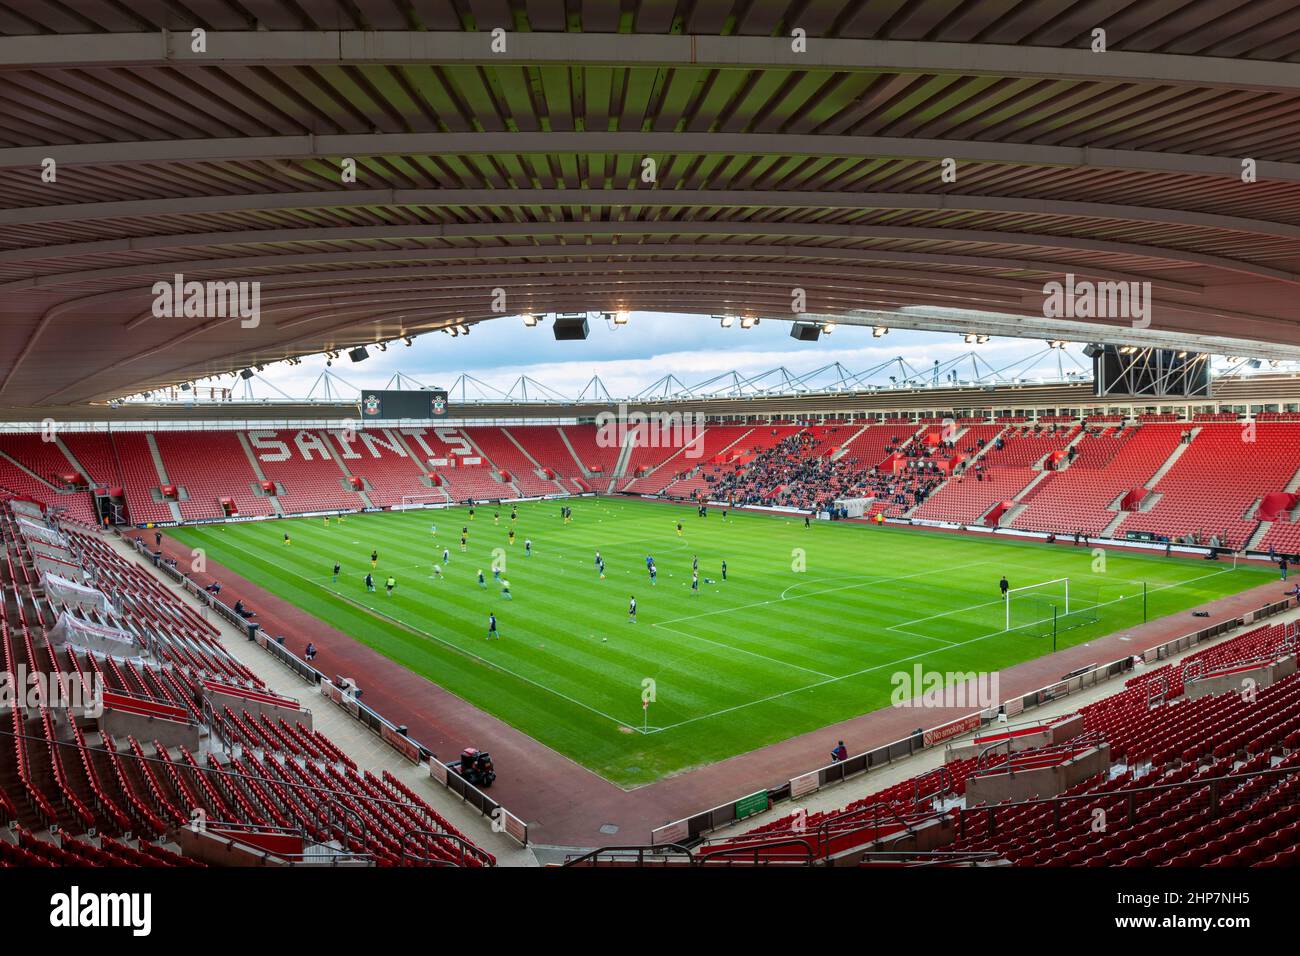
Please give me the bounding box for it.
[397,493,451,511]
[1005,578,1070,634]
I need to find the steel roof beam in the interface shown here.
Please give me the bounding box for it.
[0,131,1282,183]
[5,220,1284,286]
[6,188,1299,245]
[0,235,1208,297]
[5,32,1299,95]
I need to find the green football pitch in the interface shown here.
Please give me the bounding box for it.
[168,498,1274,786]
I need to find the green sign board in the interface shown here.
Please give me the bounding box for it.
[735,790,769,821]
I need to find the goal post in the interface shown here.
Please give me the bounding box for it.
[397,493,451,511]
[1005,577,1069,633]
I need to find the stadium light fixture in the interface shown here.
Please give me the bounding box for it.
[718,315,735,328]
[614,311,630,325]
[739,316,757,329]
[522,313,538,327]
[821,322,835,334]
[872,326,888,337]
[403,336,414,346]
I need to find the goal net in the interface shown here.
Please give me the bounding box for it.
[1005,578,1070,636]
[396,493,451,511]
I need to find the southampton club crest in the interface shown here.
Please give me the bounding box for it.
[363,394,381,416]
[432,395,447,416]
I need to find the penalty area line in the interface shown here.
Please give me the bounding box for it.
[648,565,1245,734]
[655,559,995,628]
[650,621,835,680]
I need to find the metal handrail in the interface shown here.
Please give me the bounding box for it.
[912,764,953,808]
[820,803,922,852]
[964,712,1062,744]
[201,818,373,865]
[399,828,496,868]
[971,738,1012,775]
[1145,670,1168,706]
[858,849,1001,867]
[696,838,815,866]
[967,730,1105,780]
[564,843,694,867]
[1186,648,1295,684]
[1181,658,1205,684]
[315,798,368,857]
[702,800,950,862]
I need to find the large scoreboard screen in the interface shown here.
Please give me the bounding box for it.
[1092,347,1210,398]
[359,389,450,420]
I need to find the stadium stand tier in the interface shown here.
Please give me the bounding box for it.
[1117,423,1300,550]
[0,500,495,867]
[691,619,1300,867]
[3,419,1298,556]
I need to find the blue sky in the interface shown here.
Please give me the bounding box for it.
[224,312,1091,401]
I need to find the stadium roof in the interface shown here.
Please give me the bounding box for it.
[6,1,1300,407]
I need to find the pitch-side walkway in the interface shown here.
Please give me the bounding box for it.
[146,529,1296,852]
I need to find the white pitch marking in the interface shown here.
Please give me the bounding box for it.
[645,566,1243,734]
[656,560,995,627]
